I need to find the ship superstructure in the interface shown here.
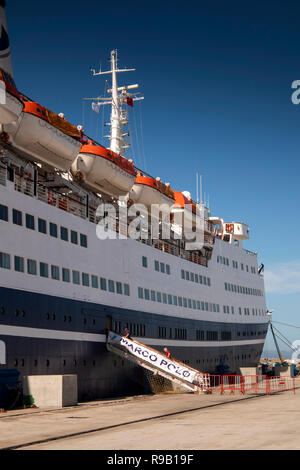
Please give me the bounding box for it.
[0,2,268,400]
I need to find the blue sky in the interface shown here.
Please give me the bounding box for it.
[7,0,300,349]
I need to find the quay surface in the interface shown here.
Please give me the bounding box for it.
[0,378,299,450]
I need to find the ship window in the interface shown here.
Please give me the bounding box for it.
[38,218,47,234]
[0,204,8,222]
[71,230,78,244]
[151,290,156,301]
[50,222,58,238]
[0,252,10,269]
[207,278,211,286]
[62,268,70,282]
[178,297,182,306]
[100,277,107,291]
[166,264,170,275]
[40,262,49,278]
[14,256,24,273]
[142,256,147,268]
[108,280,115,292]
[157,292,162,302]
[51,265,60,280]
[188,299,192,308]
[116,282,122,294]
[185,271,189,280]
[190,272,194,282]
[183,298,187,308]
[124,284,130,296]
[160,262,165,273]
[173,295,177,306]
[12,209,22,226]
[192,300,196,309]
[138,287,143,299]
[80,233,88,248]
[168,294,172,305]
[181,269,185,279]
[155,260,159,271]
[195,274,198,283]
[25,213,35,230]
[162,293,167,304]
[92,275,98,288]
[197,301,200,310]
[60,226,68,241]
[27,259,37,275]
[199,275,202,284]
[203,276,207,285]
[72,270,80,285]
[82,272,90,286]
[144,288,150,300]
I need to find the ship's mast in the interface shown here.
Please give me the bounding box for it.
[88,49,144,155]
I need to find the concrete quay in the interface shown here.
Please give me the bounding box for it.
[0,379,299,450]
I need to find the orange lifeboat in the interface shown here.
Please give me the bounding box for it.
[129,175,175,208]
[4,100,83,171]
[0,68,23,124]
[71,143,137,197]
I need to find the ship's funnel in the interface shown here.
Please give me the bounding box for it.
[0,1,13,78]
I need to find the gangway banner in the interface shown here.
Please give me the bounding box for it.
[107,331,204,386]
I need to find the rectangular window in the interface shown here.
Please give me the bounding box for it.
[124,284,130,296]
[157,292,162,303]
[38,218,47,234]
[173,295,177,306]
[71,230,78,244]
[155,260,159,272]
[181,269,185,279]
[192,300,196,309]
[108,280,115,292]
[183,297,187,308]
[162,293,167,304]
[60,226,68,241]
[142,256,147,268]
[62,268,70,282]
[0,252,10,269]
[40,262,49,278]
[197,301,200,310]
[92,275,99,288]
[27,259,37,275]
[72,270,80,285]
[178,296,182,307]
[116,281,122,294]
[82,272,90,286]
[199,275,202,284]
[166,264,170,275]
[205,302,208,311]
[188,298,192,309]
[51,265,60,280]
[151,290,156,301]
[144,288,150,300]
[168,294,172,305]
[138,287,143,299]
[50,222,58,238]
[80,233,88,248]
[12,209,22,226]
[14,256,24,273]
[100,277,107,291]
[185,271,189,281]
[26,213,35,230]
[203,276,207,285]
[195,274,198,283]
[0,204,8,222]
[160,262,165,273]
[201,301,205,310]
[190,272,194,282]
[207,278,211,286]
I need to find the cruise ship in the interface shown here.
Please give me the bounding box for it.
[0,1,268,401]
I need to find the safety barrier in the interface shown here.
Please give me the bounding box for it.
[206,375,296,396]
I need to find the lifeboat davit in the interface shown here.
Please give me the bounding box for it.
[71,144,137,197]
[4,100,83,171]
[129,175,175,208]
[0,68,23,124]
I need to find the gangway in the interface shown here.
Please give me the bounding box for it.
[106,331,210,393]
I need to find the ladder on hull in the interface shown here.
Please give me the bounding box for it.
[106,331,210,393]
